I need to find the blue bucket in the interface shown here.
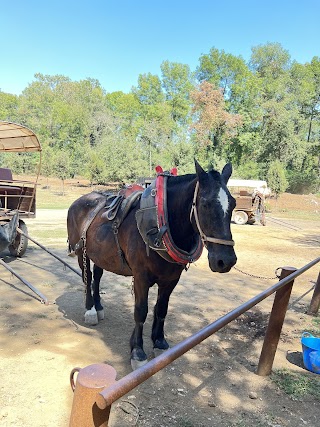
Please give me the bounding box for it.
[301,332,320,374]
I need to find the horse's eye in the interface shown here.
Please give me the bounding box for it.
[200,196,209,208]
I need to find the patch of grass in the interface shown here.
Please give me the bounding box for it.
[27,228,67,240]
[119,282,133,289]
[233,413,280,427]
[0,303,12,310]
[34,313,48,319]
[268,209,319,221]
[176,418,194,427]
[271,368,320,400]
[42,282,56,287]
[36,187,85,209]
[233,420,248,427]
[309,317,320,336]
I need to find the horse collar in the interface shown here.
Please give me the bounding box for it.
[135,171,203,265]
[155,172,204,264]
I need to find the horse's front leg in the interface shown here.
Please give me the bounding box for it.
[93,264,104,321]
[130,275,150,370]
[152,280,178,353]
[78,252,98,325]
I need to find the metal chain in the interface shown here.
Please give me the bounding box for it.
[233,265,280,280]
[82,236,88,293]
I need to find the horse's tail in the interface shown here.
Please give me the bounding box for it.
[67,239,77,257]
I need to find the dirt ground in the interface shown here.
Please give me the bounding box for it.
[0,195,319,426]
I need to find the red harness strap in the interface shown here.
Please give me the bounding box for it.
[155,166,203,265]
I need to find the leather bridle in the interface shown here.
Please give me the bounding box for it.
[190,182,235,247]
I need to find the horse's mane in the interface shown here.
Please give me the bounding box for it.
[168,168,221,185]
[168,173,196,185]
[93,189,116,197]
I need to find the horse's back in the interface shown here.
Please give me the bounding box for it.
[67,191,106,244]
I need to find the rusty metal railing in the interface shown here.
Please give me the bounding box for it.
[69,257,320,426]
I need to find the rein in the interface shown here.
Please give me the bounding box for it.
[190,182,235,247]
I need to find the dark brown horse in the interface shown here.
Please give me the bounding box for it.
[67,161,237,368]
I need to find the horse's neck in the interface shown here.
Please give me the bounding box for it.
[167,175,197,250]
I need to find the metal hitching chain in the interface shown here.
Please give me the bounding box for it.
[233,265,280,280]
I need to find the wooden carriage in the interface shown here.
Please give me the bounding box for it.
[227,179,269,226]
[0,121,42,255]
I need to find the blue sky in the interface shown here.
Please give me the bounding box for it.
[1,0,319,95]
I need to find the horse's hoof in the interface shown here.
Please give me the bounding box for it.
[97,309,105,321]
[131,348,148,370]
[84,307,98,325]
[131,358,148,371]
[153,338,170,351]
[153,347,168,358]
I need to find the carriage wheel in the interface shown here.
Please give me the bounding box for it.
[247,215,256,225]
[234,211,248,225]
[9,220,28,257]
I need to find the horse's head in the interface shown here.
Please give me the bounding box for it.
[194,160,237,273]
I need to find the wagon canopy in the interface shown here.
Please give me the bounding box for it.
[228,179,271,196]
[0,121,42,152]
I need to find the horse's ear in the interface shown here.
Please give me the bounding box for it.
[194,159,207,181]
[221,163,232,184]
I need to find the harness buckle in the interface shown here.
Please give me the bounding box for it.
[112,221,119,234]
[154,238,161,248]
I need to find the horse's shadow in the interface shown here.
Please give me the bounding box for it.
[54,271,158,376]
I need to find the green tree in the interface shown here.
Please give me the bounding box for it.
[197,48,250,103]
[17,73,71,141]
[290,57,320,187]
[132,73,175,174]
[248,43,312,181]
[54,151,72,195]
[132,73,165,105]
[160,60,194,125]
[196,47,261,165]
[85,149,107,185]
[234,160,261,180]
[98,135,148,182]
[258,98,304,166]
[267,160,288,199]
[41,146,55,186]
[105,91,140,138]
[249,42,291,80]
[160,137,195,174]
[0,91,18,121]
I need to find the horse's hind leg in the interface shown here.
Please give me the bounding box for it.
[78,252,98,325]
[152,280,178,353]
[93,264,104,321]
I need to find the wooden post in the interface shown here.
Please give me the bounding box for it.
[308,272,320,315]
[257,267,296,376]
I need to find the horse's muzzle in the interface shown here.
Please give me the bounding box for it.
[208,250,237,273]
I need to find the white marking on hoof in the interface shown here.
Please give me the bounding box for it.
[97,309,105,321]
[84,307,98,325]
[153,347,168,358]
[131,358,148,371]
